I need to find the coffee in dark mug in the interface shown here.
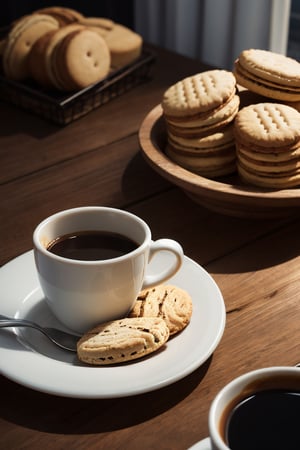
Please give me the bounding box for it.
[222,375,300,449]
[208,367,300,450]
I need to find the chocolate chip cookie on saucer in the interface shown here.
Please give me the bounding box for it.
[129,284,193,336]
[77,317,169,365]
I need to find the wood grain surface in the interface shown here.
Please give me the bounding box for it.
[0,45,299,450]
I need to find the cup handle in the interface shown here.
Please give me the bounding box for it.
[142,239,184,289]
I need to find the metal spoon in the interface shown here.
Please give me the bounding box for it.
[0,314,79,352]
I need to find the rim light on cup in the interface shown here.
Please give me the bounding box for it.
[33,206,184,333]
[208,366,300,450]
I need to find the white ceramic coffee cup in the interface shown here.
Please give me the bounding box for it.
[208,366,300,450]
[33,206,184,333]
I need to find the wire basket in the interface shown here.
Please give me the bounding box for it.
[0,48,155,125]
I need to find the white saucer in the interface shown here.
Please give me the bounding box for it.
[189,437,211,450]
[0,250,225,398]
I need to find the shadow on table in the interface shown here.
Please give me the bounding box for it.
[205,216,300,274]
[122,155,300,273]
[0,356,212,434]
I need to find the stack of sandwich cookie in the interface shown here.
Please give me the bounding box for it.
[161,70,239,177]
[235,102,300,188]
[234,49,300,103]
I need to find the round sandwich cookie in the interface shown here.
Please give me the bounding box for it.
[162,70,237,120]
[102,23,143,69]
[235,102,300,188]
[234,102,300,147]
[165,94,239,139]
[41,24,85,89]
[234,49,300,102]
[77,317,169,365]
[51,28,111,91]
[3,14,59,80]
[237,164,300,189]
[129,284,193,336]
[28,29,58,87]
[237,148,300,174]
[166,143,236,178]
[166,94,240,130]
[237,141,300,163]
[33,6,84,26]
[168,125,235,153]
[77,17,115,37]
[39,25,110,91]
[166,125,236,177]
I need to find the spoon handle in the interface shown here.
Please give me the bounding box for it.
[0,314,42,329]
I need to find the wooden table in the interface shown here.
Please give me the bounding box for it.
[1,45,300,450]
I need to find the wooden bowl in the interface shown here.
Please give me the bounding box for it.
[139,104,300,219]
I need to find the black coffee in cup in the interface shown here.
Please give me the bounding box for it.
[225,388,300,449]
[219,373,300,450]
[47,231,138,261]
